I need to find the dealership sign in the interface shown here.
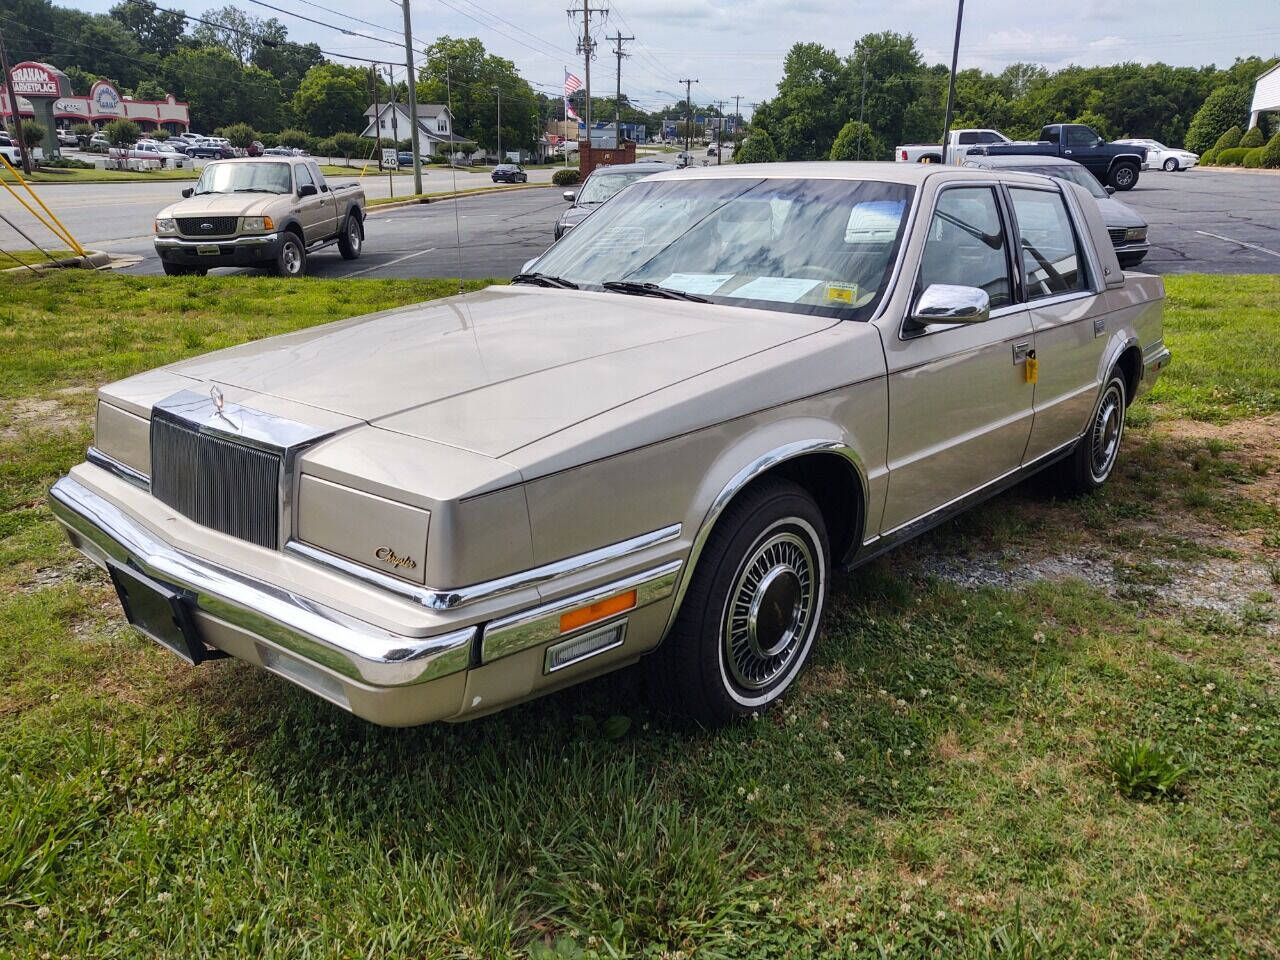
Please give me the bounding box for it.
[11,62,61,97]
[91,80,122,115]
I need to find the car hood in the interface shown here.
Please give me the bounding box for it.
[1096,196,1146,229]
[159,194,286,218]
[164,285,838,458]
[558,204,595,228]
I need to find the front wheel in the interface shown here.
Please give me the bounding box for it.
[1110,162,1139,191]
[1050,370,1128,496]
[337,214,362,260]
[648,479,829,725]
[272,233,307,277]
[1162,157,1179,172]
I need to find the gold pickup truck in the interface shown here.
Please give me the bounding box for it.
[152,157,365,277]
[56,163,1168,727]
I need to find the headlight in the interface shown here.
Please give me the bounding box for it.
[241,216,275,232]
[1126,227,1147,243]
[154,217,177,234]
[94,401,151,478]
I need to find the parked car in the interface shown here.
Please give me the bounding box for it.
[262,146,295,157]
[52,163,1168,727]
[0,132,44,164]
[554,161,676,239]
[152,157,365,276]
[491,163,528,183]
[56,128,78,148]
[88,132,110,153]
[130,141,190,169]
[707,145,718,157]
[1114,139,1198,172]
[962,155,1149,267]
[397,151,415,167]
[247,141,265,157]
[187,140,235,159]
[896,128,1011,163]
[973,123,1148,191]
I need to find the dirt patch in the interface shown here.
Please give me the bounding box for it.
[886,418,1280,632]
[1,388,94,440]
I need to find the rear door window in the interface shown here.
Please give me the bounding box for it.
[1008,187,1089,299]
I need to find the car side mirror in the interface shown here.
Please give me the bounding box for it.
[562,190,576,202]
[181,187,194,198]
[1104,185,1115,195]
[298,183,318,197]
[907,284,990,331]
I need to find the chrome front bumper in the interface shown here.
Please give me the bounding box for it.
[48,474,682,725]
[154,233,278,250]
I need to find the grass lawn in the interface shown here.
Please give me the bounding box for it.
[1,166,198,184]
[0,249,77,267]
[0,273,1277,958]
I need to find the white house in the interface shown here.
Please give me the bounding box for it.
[361,103,473,157]
[1249,62,1280,130]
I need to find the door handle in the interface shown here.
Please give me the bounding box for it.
[1012,341,1032,363]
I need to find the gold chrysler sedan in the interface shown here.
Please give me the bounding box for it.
[50,163,1169,726]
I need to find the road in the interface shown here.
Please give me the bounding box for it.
[4,162,1278,279]
[1121,168,1280,273]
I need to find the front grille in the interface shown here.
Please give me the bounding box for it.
[150,407,281,548]
[1108,227,1128,246]
[177,216,239,238]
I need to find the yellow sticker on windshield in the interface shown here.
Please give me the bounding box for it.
[826,283,858,304]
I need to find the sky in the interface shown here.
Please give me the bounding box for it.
[58,0,1280,115]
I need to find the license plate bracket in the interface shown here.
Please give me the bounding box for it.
[107,560,223,665]
[196,244,220,256]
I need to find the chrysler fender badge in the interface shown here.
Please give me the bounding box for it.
[375,546,417,570]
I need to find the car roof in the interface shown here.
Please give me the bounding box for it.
[644,161,1064,186]
[963,154,1080,168]
[587,161,677,175]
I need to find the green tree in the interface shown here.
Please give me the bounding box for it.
[293,63,367,138]
[104,118,140,147]
[848,32,933,149]
[315,136,338,162]
[418,37,540,153]
[734,129,778,163]
[71,122,95,148]
[829,120,885,161]
[1185,84,1251,153]
[332,131,364,163]
[163,46,281,133]
[217,123,259,149]
[109,0,186,57]
[253,41,324,102]
[192,5,283,65]
[132,79,168,101]
[277,128,309,148]
[7,122,45,150]
[1240,125,1265,148]
[749,42,844,161]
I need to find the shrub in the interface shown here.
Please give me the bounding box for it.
[1103,739,1189,800]
[71,122,94,148]
[41,157,94,169]
[151,129,170,141]
[7,122,45,150]
[552,167,581,186]
[1216,146,1250,166]
[1240,125,1265,148]
[276,128,309,148]
[1243,146,1265,168]
[734,129,778,163]
[216,122,258,149]
[315,137,338,162]
[1263,130,1280,168]
[103,118,140,148]
[1199,148,1218,166]
[1212,124,1243,152]
[331,132,363,163]
[1185,84,1251,153]
[829,120,886,161]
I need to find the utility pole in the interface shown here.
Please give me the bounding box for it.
[679,78,698,154]
[856,51,868,160]
[369,64,382,171]
[940,0,965,165]
[399,0,423,194]
[0,27,31,175]
[492,84,501,161]
[715,99,724,165]
[609,31,633,130]
[386,64,398,196]
[569,0,608,132]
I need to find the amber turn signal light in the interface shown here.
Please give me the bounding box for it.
[559,589,637,633]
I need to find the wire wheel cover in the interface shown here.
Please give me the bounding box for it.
[722,530,817,691]
[1091,382,1124,481]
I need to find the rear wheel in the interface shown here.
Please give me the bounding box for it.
[1110,162,1139,191]
[1050,370,1128,495]
[337,214,362,260]
[648,479,828,725]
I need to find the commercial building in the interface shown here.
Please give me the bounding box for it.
[1,77,190,133]
[1249,62,1280,130]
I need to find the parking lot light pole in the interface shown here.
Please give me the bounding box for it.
[940,0,965,166]
[399,0,423,194]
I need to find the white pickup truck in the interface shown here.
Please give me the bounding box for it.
[0,131,44,165]
[896,128,1010,164]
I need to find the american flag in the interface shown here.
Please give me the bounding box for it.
[564,71,583,96]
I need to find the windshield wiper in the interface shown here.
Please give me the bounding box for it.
[511,272,579,289]
[601,280,708,302]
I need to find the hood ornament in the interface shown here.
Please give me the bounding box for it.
[209,384,239,430]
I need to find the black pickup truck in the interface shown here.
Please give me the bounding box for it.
[971,123,1148,191]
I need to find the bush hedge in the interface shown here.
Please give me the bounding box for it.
[1240,126,1265,148]
[1200,148,1218,165]
[1216,147,1251,166]
[1262,131,1280,168]
[1243,147,1265,168]
[552,167,581,186]
[1212,125,1243,152]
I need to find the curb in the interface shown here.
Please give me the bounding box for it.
[2,249,112,273]
[1193,165,1280,177]
[368,182,554,211]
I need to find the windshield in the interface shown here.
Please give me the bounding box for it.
[532,176,914,320]
[576,170,656,205]
[194,162,292,195]
[1007,164,1107,199]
